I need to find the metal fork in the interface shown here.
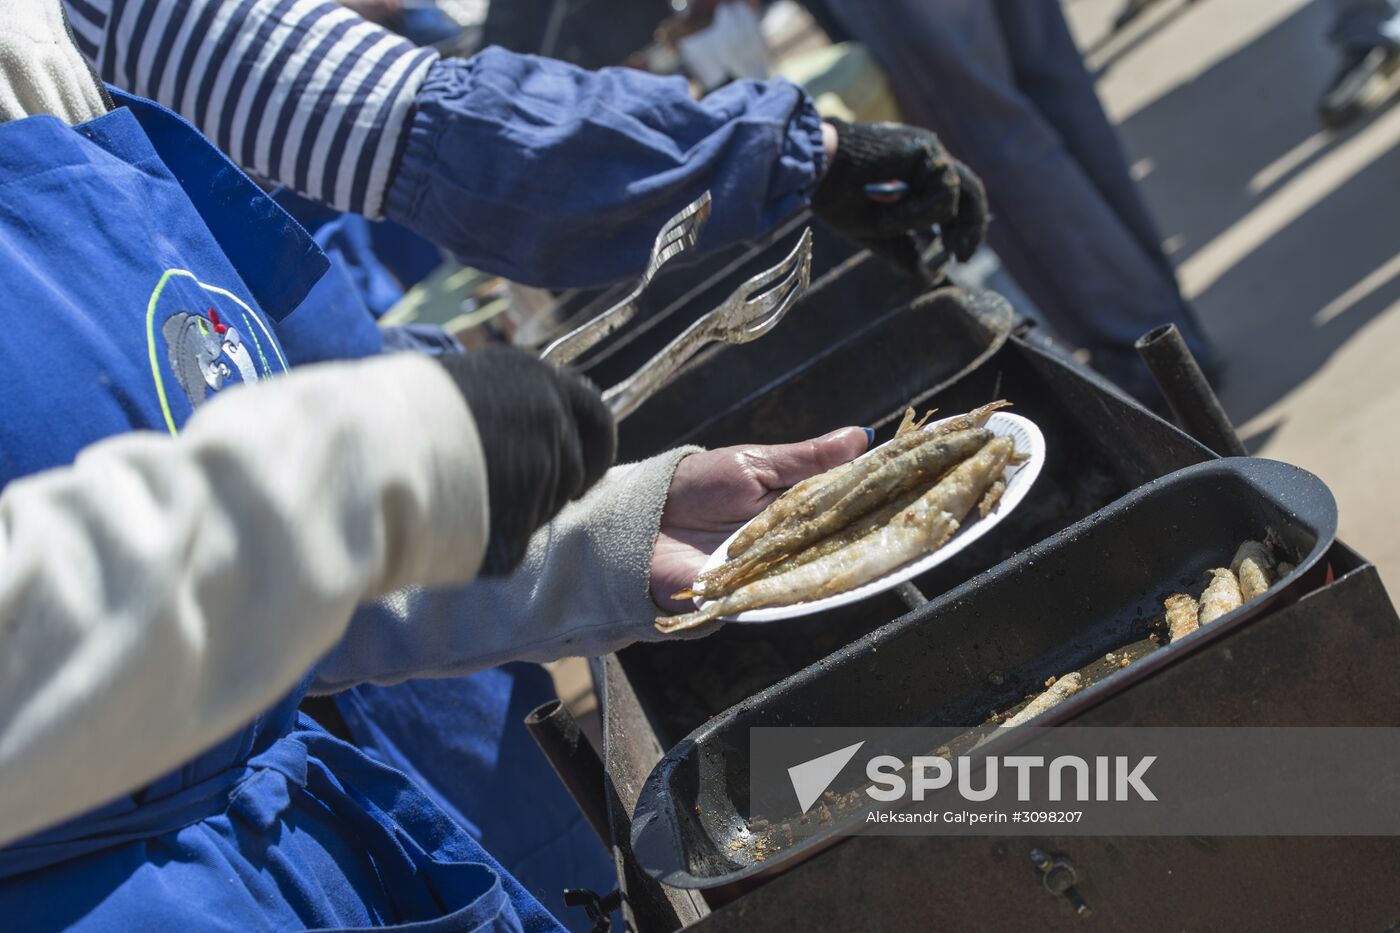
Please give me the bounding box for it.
[604,227,813,420]
[540,191,712,365]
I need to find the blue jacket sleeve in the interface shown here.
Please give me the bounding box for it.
[385,47,827,288]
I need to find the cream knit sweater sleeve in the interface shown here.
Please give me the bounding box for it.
[0,353,488,847]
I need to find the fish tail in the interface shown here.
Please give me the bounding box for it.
[655,604,724,634]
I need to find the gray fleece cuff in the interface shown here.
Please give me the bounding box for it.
[314,445,707,692]
[541,445,703,658]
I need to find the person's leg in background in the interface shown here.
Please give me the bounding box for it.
[798,0,853,44]
[1109,0,1202,34]
[992,0,1178,285]
[1321,0,1400,127]
[481,0,557,54]
[821,0,1214,400]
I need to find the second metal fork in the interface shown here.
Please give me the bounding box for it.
[604,228,814,420]
[540,191,712,366]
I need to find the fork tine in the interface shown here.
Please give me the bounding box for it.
[656,209,704,252]
[646,193,712,277]
[651,222,703,268]
[734,228,813,300]
[654,191,711,245]
[545,192,710,364]
[747,254,807,316]
[602,225,813,418]
[744,230,812,315]
[744,261,808,337]
[739,234,808,296]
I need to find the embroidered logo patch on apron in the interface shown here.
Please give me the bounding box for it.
[147,268,288,431]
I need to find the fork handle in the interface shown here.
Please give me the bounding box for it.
[602,309,717,420]
[539,293,642,365]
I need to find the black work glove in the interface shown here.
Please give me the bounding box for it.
[811,120,989,274]
[438,347,617,575]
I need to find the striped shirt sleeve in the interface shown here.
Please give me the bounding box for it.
[63,0,437,218]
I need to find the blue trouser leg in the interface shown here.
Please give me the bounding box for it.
[1328,0,1400,51]
[823,0,1212,361]
[991,0,1174,282]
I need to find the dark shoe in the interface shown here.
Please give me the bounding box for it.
[1113,0,1200,33]
[1319,46,1400,129]
[1113,0,1160,31]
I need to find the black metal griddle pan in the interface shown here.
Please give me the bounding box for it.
[630,457,1338,891]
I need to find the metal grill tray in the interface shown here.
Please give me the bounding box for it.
[630,457,1338,890]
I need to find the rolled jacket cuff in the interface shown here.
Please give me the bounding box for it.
[388,61,829,230]
[385,54,828,284]
[779,89,829,205]
[385,56,473,233]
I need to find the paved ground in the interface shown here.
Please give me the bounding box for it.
[1063,0,1400,588]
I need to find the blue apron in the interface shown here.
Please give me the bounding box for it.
[268,181,618,925]
[0,91,561,933]
[335,667,619,925]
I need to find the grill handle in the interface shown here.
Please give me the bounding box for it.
[525,699,611,848]
[1135,324,1247,457]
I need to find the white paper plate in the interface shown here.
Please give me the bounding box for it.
[694,412,1046,623]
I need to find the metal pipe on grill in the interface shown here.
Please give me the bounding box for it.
[525,699,612,848]
[1135,324,1247,457]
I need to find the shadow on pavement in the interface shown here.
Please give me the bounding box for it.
[1201,140,1400,422]
[1085,0,1195,78]
[1116,3,1337,269]
[1107,1,1400,423]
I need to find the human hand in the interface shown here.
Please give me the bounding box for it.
[812,120,988,273]
[650,427,870,612]
[439,347,617,576]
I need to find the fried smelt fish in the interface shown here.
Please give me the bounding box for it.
[1230,540,1275,601]
[695,478,941,601]
[1198,568,1243,625]
[922,400,1012,439]
[722,465,851,561]
[724,454,878,561]
[978,479,1006,518]
[658,437,1016,634]
[996,673,1083,732]
[1164,593,1200,642]
[723,400,1009,560]
[700,428,992,594]
[895,407,936,438]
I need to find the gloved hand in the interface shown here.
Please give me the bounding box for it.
[0,1,111,124]
[811,120,988,275]
[438,347,617,575]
